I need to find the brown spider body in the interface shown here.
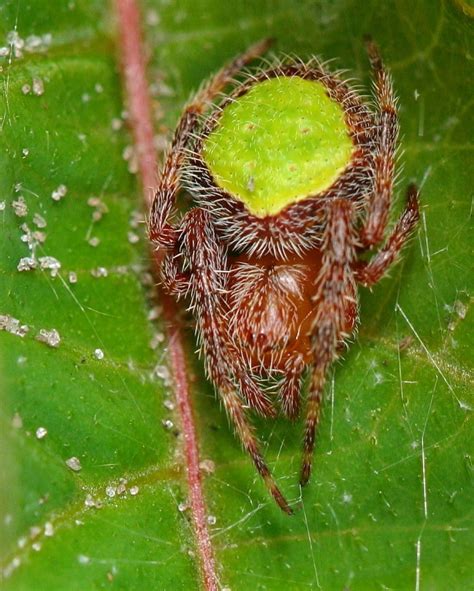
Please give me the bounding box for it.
[149,39,420,514]
[227,249,357,370]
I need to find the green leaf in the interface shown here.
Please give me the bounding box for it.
[1,1,472,590]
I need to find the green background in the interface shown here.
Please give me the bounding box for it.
[0,1,472,589]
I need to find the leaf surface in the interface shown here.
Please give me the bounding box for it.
[1,1,472,589]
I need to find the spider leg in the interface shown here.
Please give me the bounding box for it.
[279,353,305,420]
[356,184,420,287]
[160,250,190,297]
[180,208,275,417]
[360,37,399,248]
[301,199,357,486]
[180,209,291,513]
[148,38,272,249]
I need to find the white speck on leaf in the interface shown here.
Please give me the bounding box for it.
[88,237,100,247]
[35,427,48,440]
[12,196,28,217]
[66,456,82,472]
[51,184,67,201]
[17,257,37,271]
[91,267,108,278]
[207,515,217,525]
[12,413,23,429]
[1,315,29,338]
[36,328,61,348]
[39,256,61,277]
[127,231,140,244]
[33,213,47,228]
[32,77,45,96]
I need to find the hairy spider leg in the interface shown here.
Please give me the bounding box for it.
[160,250,189,297]
[180,208,276,417]
[279,353,306,420]
[148,38,273,249]
[180,208,292,513]
[356,184,420,286]
[301,199,358,486]
[360,37,399,248]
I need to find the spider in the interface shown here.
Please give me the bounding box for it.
[148,38,420,514]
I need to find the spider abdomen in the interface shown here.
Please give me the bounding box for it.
[226,248,357,373]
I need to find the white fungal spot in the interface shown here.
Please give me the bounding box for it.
[149,332,164,349]
[44,522,54,537]
[88,237,100,247]
[207,515,217,525]
[453,300,467,320]
[32,77,44,96]
[17,537,27,549]
[0,31,52,60]
[38,256,61,277]
[342,492,353,504]
[105,486,116,498]
[17,257,37,271]
[199,459,216,475]
[147,307,161,321]
[155,364,171,382]
[129,486,139,496]
[33,213,47,228]
[65,456,82,472]
[90,267,108,278]
[146,9,160,25]
[21,83,31,95]
[36,328,61,348]
[94,348,104,360]
[68,271,77,284]
[51,184,67,201]
[7,30,24,57]
[122,145,138,173]
[22,148,29,157]
[77,554,90,565]
[129,210,142,229]
[0,315,29,338]
[12,196,28,217]
[84,494,96,507]
[163,399,175,411]
[11,413,23,429]
[127,231,139,244]
[35,427,48,439]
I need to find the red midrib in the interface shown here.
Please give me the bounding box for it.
[115,1,218,589]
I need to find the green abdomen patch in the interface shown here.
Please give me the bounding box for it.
[202,76,354,217]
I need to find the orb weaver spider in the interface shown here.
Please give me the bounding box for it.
[149,38,420,514]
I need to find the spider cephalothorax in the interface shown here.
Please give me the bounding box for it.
[149,39,420,514]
